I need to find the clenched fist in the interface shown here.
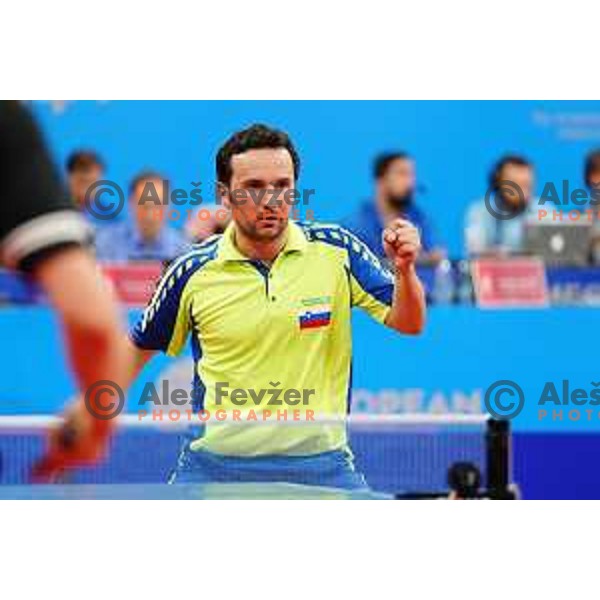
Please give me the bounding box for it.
[382,218,421,273]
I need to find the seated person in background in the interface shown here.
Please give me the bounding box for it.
[342,152,445,266]
[66,150,105,214]
[95,171,187,262]
[465,155,536,257]
[584,149,600,264]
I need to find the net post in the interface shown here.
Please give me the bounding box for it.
[485,417,515,499]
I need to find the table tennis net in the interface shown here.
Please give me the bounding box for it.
[0,414,511,497]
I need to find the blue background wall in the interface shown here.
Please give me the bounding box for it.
[1,306,597,433]
[32,100,600,256]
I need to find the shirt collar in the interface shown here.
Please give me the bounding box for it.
[219,220,308,262]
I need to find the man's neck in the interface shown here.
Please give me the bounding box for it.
[233,224,288,263]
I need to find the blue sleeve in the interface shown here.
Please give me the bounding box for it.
[339,212,372,252]
[129,251,200,355]
[342,227,394,321]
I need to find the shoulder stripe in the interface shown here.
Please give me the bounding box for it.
[297,221,386,270]
[147,237,221,310]
[299,222,394,307]
[142,239,220,329]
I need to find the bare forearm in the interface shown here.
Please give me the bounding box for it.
[385,265,426,334]
[29,247,158,472]
[34,247,133,393]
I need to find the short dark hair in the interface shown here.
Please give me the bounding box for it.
[489,155,532,189]
[66,150,104,174]
[584,149,600,187]
[216,124,300,186]
[129,170,164,198]
[373,152,412,180]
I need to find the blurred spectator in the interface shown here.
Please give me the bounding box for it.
[66,150,105,211]
[342,152,445,264]
[465,155,536,257]
[95,171,187,262]
[584,149,600,264]
[585,149,600,191]
[185,203,230,243]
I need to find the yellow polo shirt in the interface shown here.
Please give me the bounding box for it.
[131,220,394,456]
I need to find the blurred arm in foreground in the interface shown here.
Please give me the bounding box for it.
[0,101,133,476]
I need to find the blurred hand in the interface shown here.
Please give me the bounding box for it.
[32,399,114,481]
[382,218,421,273]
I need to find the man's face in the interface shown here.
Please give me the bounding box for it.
[221,148,295,241]
[379,158,416,206]
[499,163,534,206]
[588,170,600,190]
[132,178,165,241]
[69,165,103,207]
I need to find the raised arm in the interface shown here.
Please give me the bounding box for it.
[343,223,425,336]
[381,218,426,335]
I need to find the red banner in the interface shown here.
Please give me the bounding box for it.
[102,262,162,306]
[472,258,548,308]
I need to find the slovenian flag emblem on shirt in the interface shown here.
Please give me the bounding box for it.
[298,304,332,330]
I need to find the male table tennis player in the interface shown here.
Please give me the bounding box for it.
[0,101,131,474]
[129,124,425,489]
